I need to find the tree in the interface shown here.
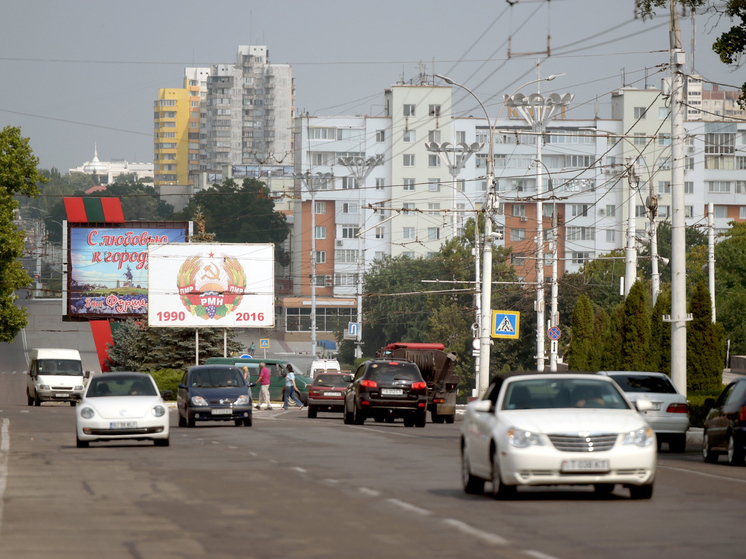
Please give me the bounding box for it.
[0,126,45,342]
[620,281,651,370]
[687,281,724,391]
[713,221,746,354]
[649,287,672,373]
[567,294,595,370]
[636,0,746,107]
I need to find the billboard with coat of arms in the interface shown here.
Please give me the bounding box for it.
[147,243,274,328]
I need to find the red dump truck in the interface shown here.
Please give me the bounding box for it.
[376,342,459,424]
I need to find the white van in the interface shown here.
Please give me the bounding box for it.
[26,348,90,406]
[307,359,341,379]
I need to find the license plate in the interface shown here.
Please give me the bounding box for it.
[110,421,138,429]
[381,388,403,396]
[561,459,610,473]
[324,392,341,397]
[55,393,68,398]
[212,408,232,415]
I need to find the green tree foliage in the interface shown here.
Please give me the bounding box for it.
[649,287,672,373]
[620,281,651,370]
[559,249,626,319]
[102,174,175,220]
[687,282,724,391]
[567,294,595,370]
[638,221,707,286]
[713,221,746,354]
[106,319,243,371]
[176,178,290,266]
[0,126,45,342]
[636,0,746,107]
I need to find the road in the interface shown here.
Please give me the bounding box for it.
[1,358,746,559]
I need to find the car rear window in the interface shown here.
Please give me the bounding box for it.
[366,363,422,383]
[609,374,677,394]
[190,368,245,388]
[87,376,157,397]
[313,374,350,388]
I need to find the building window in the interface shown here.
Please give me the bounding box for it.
[428,178,441,192]
[605,205,616,217]
[658,133,671,146]
[685,156,694,170]
[342,203,358,214]
[429,105,441,117]
[737,156,746,170]
[428,130,441,142]
[403,178,415,191]
[341,176,358,190]
[685,182,694,194]
[403,130,416,143]
[570,204,588,217]
[402,203,415,213]
[572,252,593,265]
[636,205,647,217]
[705,132,735,155]
[685,206,694,218]
[336,249,359,263]
[633,133,646,146]
[403,154,415,167]
[456,131,466,143]
[427,203,441,215]
[740,207,746,219]
[315,251,326,264]
[376,130,386,142]
[659,206,670,218]
[427,227,440,241]
[403,104,416,116]
[715,206,728,218]
[375,178,385,190]
[634,107,647,119]
[566,226,596,241]
[659,107,668,120]
[510,228,526,241]
[658,182,671,194]
[403,227,415,240]
[341,226,359,239]
[457,179,465,192]
[314,201,326,214]
[737,181,746,194]
[708,181,731,193]
[511,204,526,217]
[428,154,440,167]
[606,229,616,242]
[658,157,671,170]
[314,226,326,239]
[309,127,336,140]
[511,253,526,266]
[375,227,384,239]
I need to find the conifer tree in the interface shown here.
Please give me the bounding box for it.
[568,294,594,370]
[687,282,723,392]
[649,288,671,374]
[620,281,650,371]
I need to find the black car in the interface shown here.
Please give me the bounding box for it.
[702,378,746,465]
[343,359,427,427]
[177,365,253,427]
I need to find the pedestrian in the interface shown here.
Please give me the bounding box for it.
[249,342,255,356]
[283,363,304,410]
[254,362,272,410]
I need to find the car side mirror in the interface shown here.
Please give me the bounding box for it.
[84,371,91,379]
[635,399,654,412]
[178,383,186,389]
[705,398,716,409]
[473,400,492,413]
[160,390,173,400]
[344,375,353,383]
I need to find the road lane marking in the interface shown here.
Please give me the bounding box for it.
[346,425,418,438]
[292,467,307,473]
[0,419,10,533]
[387,498,432,516]
[523,550,560,559]
[441,518,507,545]
[659,464,746,484]
[359,487,380,497]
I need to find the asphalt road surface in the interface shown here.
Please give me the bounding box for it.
[2,357,746,559]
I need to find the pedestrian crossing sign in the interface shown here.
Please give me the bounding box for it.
[491,311,520,339]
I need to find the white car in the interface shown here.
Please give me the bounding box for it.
[76,372,170,448]
[598,371,689,452]
[461,373,657,499]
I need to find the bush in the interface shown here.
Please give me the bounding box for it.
[687,390,723,428]
[149,369,184,400]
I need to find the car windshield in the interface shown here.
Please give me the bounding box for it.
[501,378,630,410]
[313,374,350,388]
[608,374,677,394]
[367,363,422,383]
[87,376,157,397]
[191,368,245,388]
[37,359,83,376]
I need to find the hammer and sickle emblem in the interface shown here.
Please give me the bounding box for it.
[201,263,221,282]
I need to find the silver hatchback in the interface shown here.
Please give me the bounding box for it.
[598,371,689,452]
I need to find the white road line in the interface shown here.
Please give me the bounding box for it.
[292,467,307,473]
[523,550,560,559]
[441,518,507,546]
[359,487,380,497]
[386,498,432,516]
[324,479,340,484]
[0,419,10,534]
[228,446,238,449]
[659,464,746,484]
[346,425,418,438]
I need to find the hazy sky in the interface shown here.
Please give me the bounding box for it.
[0,0,740,172]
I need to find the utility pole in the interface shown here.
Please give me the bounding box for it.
[708,202,716,323]
[668,0,690,397]
[549,208,559,372]
[625,160,638,297]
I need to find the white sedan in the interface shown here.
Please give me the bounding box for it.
[461,373,656,499]
[76,372,170,448]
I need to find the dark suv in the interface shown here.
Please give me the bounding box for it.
[343,359,427,427]
[177,365,253,427]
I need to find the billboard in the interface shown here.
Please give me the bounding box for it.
[147,243,275,328]
[68,224,188,319]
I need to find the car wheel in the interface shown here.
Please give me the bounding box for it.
[154,437,170,447]
[26,390,34,406]
[628,482,654,500]
[186,411,195,428]
[444,414,455,424]
[69,401,76,407]
[594,483,615,496]
[491,449,516,500]
[76,436,89,449]
[461,444,485,495]
[403,417,415,427]
[34,393,41,406]
[343,402,353,424]
[374,416,384,423]
[669,433,687,453]
[353,404,366,425]
[702,429,718,463]
[727,433,744,466]
[178,410,186,427]
[234,419,242,426]
[415,411,427,428]
[431,411,445,424]
[307,405,317,419]
[243,417,252,427]
[385,417,395,423]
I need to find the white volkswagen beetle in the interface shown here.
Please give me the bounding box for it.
[461,373,656,499]
[76,372,170,448]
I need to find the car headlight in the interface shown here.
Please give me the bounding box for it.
[80,407,95,419]
[622,426,655,447]
[74,385,84,391]
[190,395,208,407]
[507,427,544,448]
[39,384,50,390]
[152,405,166,417]
[235,395,250,406]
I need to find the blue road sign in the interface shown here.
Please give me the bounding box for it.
[491,311,520,339]
[259,338,270,349]
[348,322,359,337]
